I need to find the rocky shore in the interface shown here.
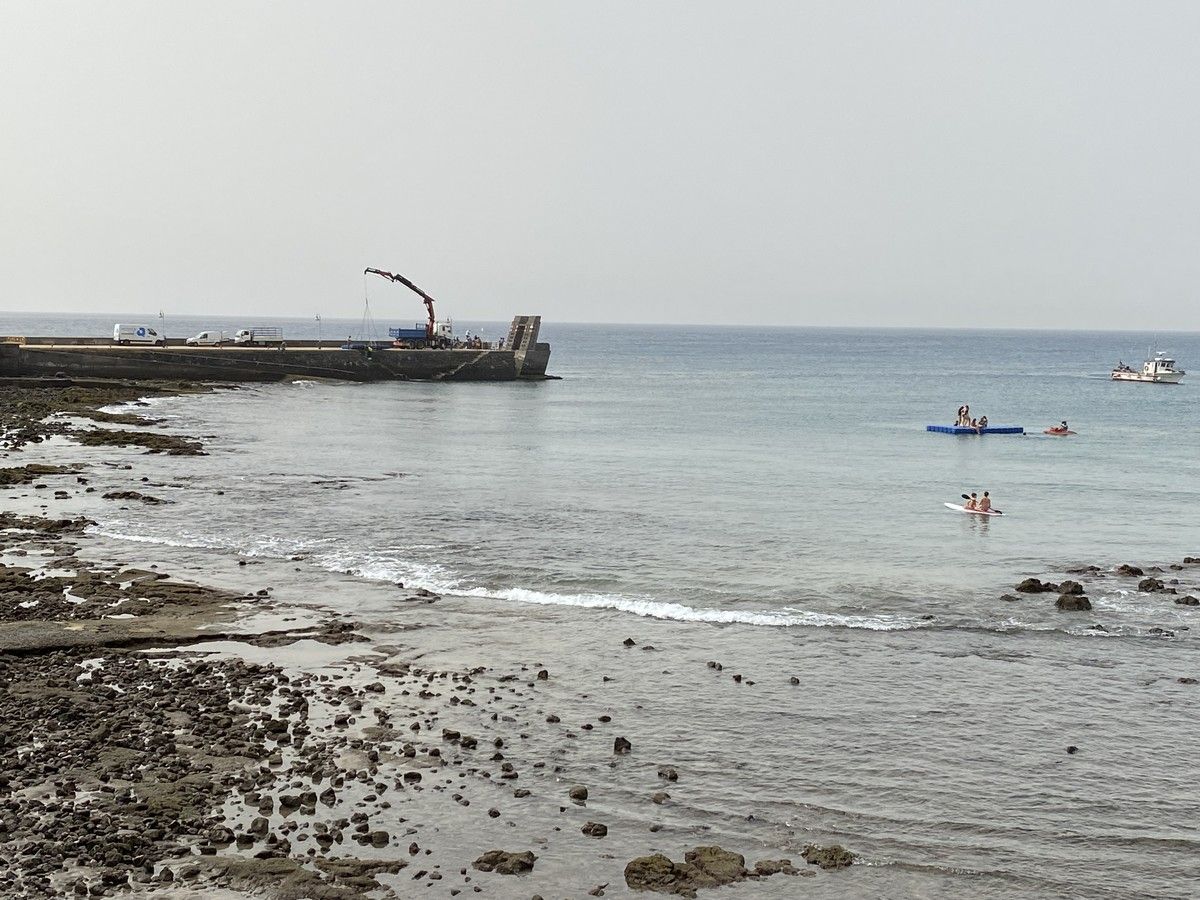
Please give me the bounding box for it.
[0,381,863,898]
[3,380,1195,898]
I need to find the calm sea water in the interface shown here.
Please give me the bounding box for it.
[7,312,1200,896]
[13,312,1197,636]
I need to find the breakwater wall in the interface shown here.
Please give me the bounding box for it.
[0,342,551,383]
[0,316,551,383]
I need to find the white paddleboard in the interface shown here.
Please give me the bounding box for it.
[944,502,1004,517]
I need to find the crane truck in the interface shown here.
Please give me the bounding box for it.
[365,267,454,347]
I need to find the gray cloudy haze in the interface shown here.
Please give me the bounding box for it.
[1,1,1198,329]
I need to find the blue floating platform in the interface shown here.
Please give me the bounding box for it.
[926,425,1024,435]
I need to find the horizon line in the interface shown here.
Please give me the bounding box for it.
[0,309,1196,335]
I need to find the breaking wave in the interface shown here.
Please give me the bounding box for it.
[90,526,928,631]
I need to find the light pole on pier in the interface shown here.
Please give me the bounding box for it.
[159,310,166,346]
[315,314,322,348]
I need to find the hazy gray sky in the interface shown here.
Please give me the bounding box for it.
[2,2,1197,328]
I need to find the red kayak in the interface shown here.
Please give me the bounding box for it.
[1043,429,1076,436]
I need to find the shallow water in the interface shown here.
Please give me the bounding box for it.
[8,315,1200,896]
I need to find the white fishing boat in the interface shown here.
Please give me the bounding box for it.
[1111,351,1185,384]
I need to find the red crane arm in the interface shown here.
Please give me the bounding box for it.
[364,267,437,340]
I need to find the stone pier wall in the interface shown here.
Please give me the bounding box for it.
[0,343,551,383]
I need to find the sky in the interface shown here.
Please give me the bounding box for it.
[1,1,1198,329]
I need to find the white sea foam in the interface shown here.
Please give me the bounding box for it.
[96,397,163,415]
[312,549,924,629]
[92,528,929,631]
[454,586,922,630]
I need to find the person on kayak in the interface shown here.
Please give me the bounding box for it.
[977,491,992,512]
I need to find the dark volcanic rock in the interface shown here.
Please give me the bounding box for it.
[614,736,632,754]
[569,785,589,802]
[73,428,205,455]
[801,843,856,870]
[1138,577,1166,593]
[1055,595,1093,611]
[1116,564,1144,577]
[754,859,801,876]
[0,464,80,485]
[1175,596,1199,606]
[623,846,754,895]
[102,490,167,504]
[582,822,608,838]
[1016,578,1057,593]
[472,850,536,875]
[1057,580,1085,595]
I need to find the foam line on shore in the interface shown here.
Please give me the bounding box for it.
[92,525,924,630]
[93,526,1164,636]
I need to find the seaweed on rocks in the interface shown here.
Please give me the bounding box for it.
[72,427,205,456]
[101,489,169,504]
[0,382,201,450]
[623,845,810,896]
[0,463,81,485]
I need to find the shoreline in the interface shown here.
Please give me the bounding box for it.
[0,383,855,899]
[2,381,1197,899]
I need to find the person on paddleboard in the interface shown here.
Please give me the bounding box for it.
[964,492,978,510]
[977,491,992,512]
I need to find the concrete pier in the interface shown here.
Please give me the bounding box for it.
[0,317,551,383]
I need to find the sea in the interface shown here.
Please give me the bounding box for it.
[5,311,1199,898]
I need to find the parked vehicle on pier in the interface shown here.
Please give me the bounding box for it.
[388,325,428,342]
[233,327,284,346]
[112,324,161,345]
[388,320,456,347]
[185,330,229,346]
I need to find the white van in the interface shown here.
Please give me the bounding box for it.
[185,330,227,346]
[113,324,161,345]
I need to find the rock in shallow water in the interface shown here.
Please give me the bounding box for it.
[1016,578,1058,593]
[624,846,745,895]
[1055,594,1092,611]
[472,850,536,875]
[623,845,809,895]
[801,843,856,870]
